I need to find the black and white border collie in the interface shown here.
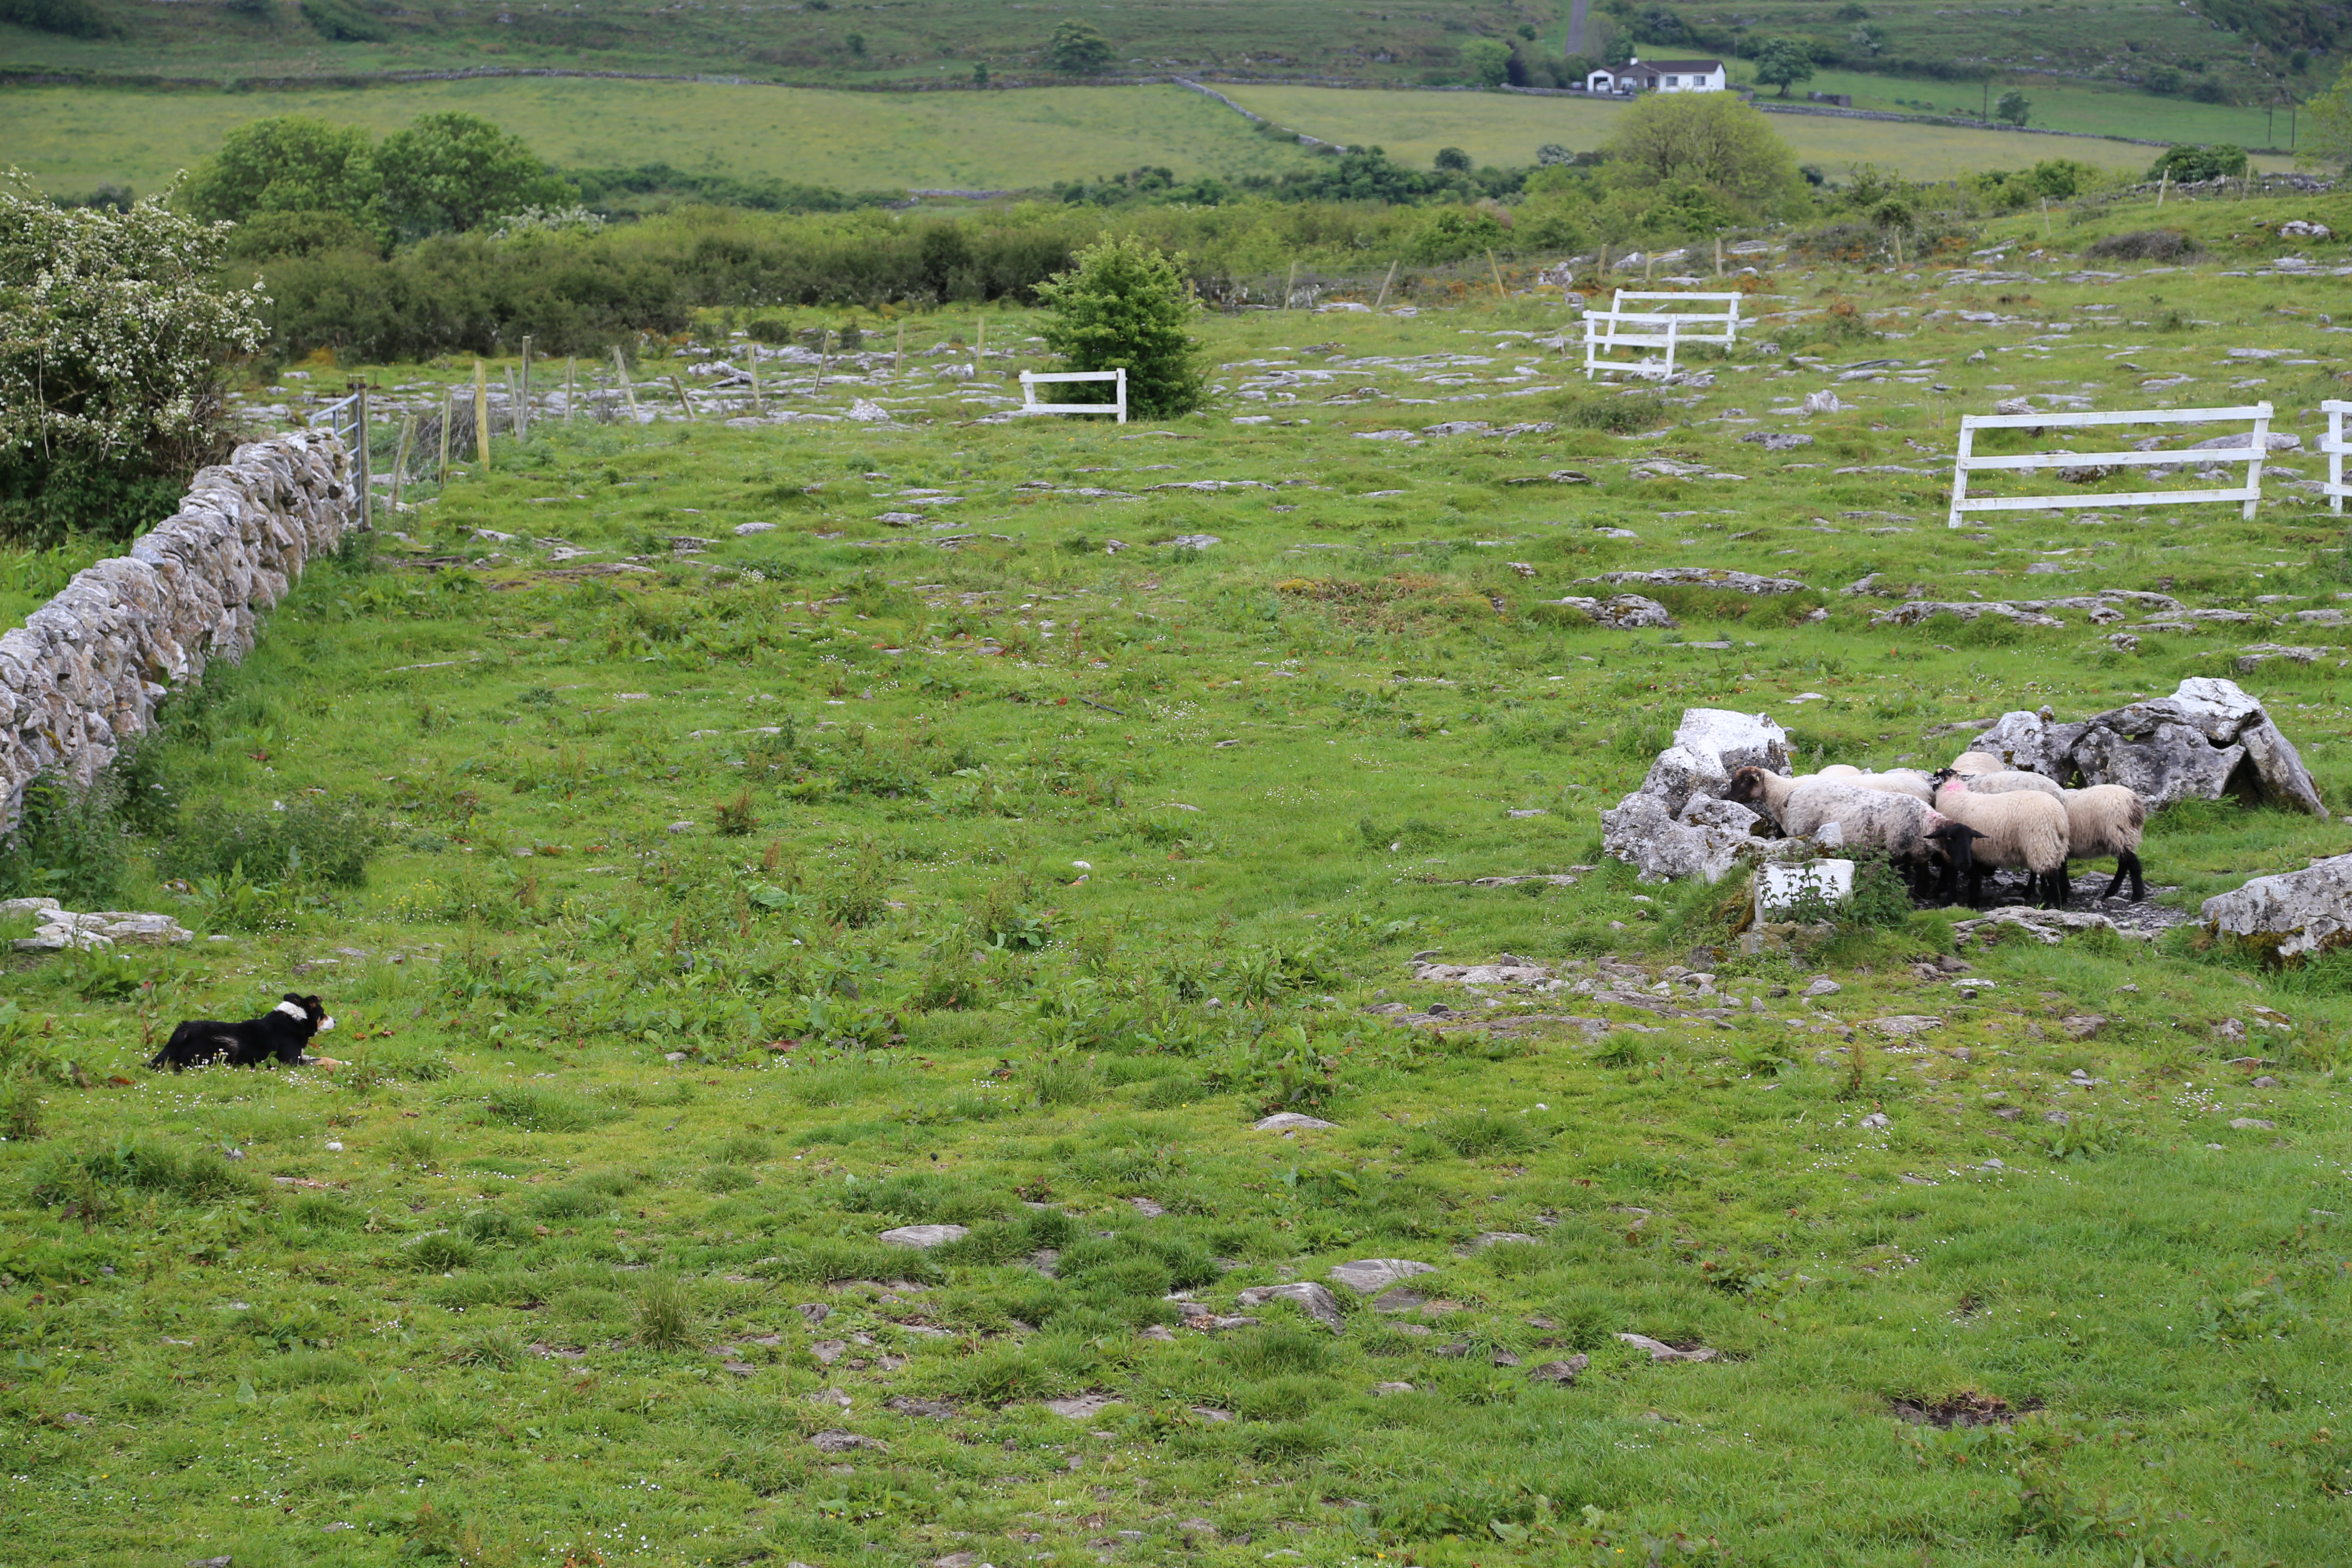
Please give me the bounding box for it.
[148,993,343,1072]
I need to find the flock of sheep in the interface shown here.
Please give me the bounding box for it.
[1724,752,2148,912]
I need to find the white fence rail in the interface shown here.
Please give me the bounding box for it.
[1945,402,2273,530]
[306,383,372,528]
[2325,399,2351,515]
[1581,289,1742,380]
[1019,369,1127,424]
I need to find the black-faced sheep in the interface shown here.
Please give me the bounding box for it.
[2058,784,2147,902]
[1724,766,1979,899]
[1928,775,2071,909]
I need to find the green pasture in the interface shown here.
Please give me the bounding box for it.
[0,80,1314,202]
[5,187,2352,1565]
[1751,61,2315,154]
[1222,83,2295,182]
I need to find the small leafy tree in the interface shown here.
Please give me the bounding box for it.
[2297,62,2352,174]
[1047,19,1112,73]
[0,175,264,542]
[1461,37,1512,87]
[1752,38,1815,98]
[1603,90,1807,208]
[1434,145,1474,172]
[377,111,571,237]
[1995,88,2031,125]
[182,115,384,234]
[1033,235,1205,419]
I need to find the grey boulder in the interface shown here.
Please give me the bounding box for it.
[876,1224,968,1249]
[1638,707,1791,814]
[1234,1281,1346,1331]
[1328,1259,1437,1295]
[1546,593,1678,629]
[2203,854,2352,958]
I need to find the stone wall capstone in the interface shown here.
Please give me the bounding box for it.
[0,430,355,818]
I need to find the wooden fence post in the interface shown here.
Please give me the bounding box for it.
[473,360,491,467]
[746,344,763,413]
[1284,259,1296,309]
[1373,259,1398,311]
[669,373,695,420]
[565,356,576,424]
[438,387,453,486]
[1485,248,1507,300]
[895,319,906,371]
[505,367,522,438]
[352,379,371,529]
[1713,236,1722,277]
[390,414,415,513]
[519,335,532,441]
[815,329,830,392]
[611,347,640,421]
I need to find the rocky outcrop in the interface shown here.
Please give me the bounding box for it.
[1958,677,2324,815]
[1602,708,1808,881]
[0,432,356,822]
[2203,855,2352,957]
[1575,568,1807,595]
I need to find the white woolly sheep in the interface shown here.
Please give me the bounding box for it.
[1816,764,1864,779]
[1929,776,2071,909]
[2058,784,2147,902]
[1724,767,1980,897]
[1945,768,2063,800]
[1841,769,1935,804]
[1948,750,2006,775]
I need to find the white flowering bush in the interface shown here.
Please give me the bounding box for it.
[0,171,267,541]
[489,204,607,240]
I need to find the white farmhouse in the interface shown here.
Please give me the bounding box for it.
[1585,55,1727,95]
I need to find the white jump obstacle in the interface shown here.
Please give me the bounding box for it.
[2324,399,2351,515]
[1582,289,1744,380]
[1945,402,2275,530]
[1018,368,1127,424]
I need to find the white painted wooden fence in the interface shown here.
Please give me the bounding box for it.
[2324,399,2351,515]
[1581,289,1743,380]
[1945,402,2274,530]
[1019,369,1127,424]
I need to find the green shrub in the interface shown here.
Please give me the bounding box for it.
[31,1141,256,1207]
[1034,234,1207,418]
[0,772,129,905]
[0,0,117,37]
[632,1276,701,1351]
[1433,1111,1548,1158]
[156,795,381,888]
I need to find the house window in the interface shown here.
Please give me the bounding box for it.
[1665,74,1679,85]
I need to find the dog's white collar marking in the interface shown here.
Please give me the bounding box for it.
[273,1001,308,1022]
[318,1016,335,1033]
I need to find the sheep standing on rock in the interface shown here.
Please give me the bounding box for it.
[1724,766,1981,898]
[1928,773,2071,909]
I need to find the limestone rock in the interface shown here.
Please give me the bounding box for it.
[1637,707,1791,815]
[1528,1355,1589,1383]
[876,1224,968,1249]
[1234,1281,1345,1331]
[1617,1332,1718,1363]
[1252,1112,1338,1132]
[1409,957,1551,986]
[1740,432,1813,451]
[1577,568,1807,596]
[1472,1231,1541,1249]
[1601,790,1759,884]
[809,1429,888,1453]
[1328,1259,1437,1295]
[2203,854,2352,958]
[1546,594,1677,628]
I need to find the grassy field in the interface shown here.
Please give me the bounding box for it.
[1683,0,2336,136]
[1220,83,2297,182]
[5,185,2352,1566]
[0,80,1317,202]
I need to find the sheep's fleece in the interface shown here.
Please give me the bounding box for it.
[0,432,357,823]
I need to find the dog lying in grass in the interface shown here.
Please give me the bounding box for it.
[148,993,346,1072]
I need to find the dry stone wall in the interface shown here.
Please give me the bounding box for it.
[0,431,356,818]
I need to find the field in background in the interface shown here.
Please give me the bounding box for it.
[0,80,1314,201]
[3,187,2352,1565]
[1218,84,2265,182]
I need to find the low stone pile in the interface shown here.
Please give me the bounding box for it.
[3,897,193,951]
